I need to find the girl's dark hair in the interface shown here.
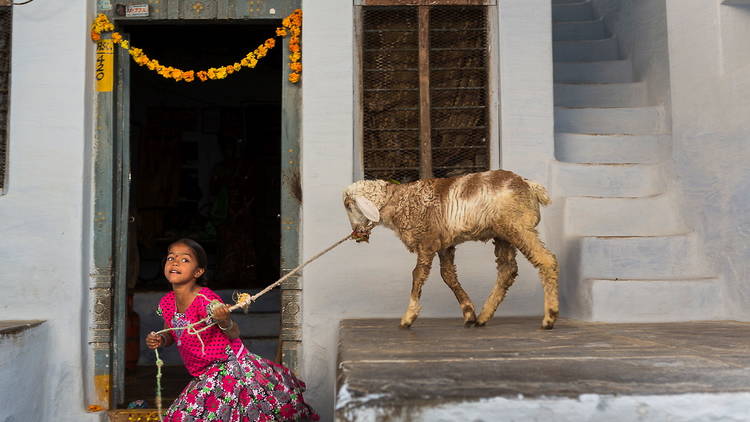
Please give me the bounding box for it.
[168,238,209,286]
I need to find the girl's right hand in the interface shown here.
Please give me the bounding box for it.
[146,331,164,349]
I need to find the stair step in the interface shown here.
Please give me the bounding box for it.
[552,2,594,22]
[245,338,279,362]
[234,312,280,337]
[555,82,647,107]
[586,278,722,322]
[551,161,664,197]
[580,233,713,279]
[565,194,687,236]
[554,60,634,83]
[553,18,608,41]
[554,38,619,62]
[553,0,587,4]
[555,133,669,164]
[555,106,667,134]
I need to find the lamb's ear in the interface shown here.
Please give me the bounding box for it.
[354,196,380,223]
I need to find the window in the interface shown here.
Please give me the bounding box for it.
[357,1,496,183]
[0,6,9,192]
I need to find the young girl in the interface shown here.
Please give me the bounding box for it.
[146,238,319,421]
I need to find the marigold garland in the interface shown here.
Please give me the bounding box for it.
[90,10,302,83]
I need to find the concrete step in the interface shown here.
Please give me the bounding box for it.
[555,106,667,134]
[552,1,594,22]
[553,18,608,41]
[551,161,665,197]
[553,38,619,62]
[234,312,280,337]
[579,233,713,279]
[245,338,279,361]
[554,82,647,107]
[555,133,669,164]
[565,194,687,236]
[554,60,634,83]
[586,278,722,322]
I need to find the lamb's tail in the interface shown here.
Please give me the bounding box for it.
[524,179,551,206]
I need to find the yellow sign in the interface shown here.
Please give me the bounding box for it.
[95,39,114,92]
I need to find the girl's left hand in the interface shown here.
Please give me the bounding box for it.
[212,303,231,323]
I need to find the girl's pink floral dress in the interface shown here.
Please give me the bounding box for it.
[157,287,318,421]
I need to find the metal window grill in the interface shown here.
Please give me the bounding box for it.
[361,6,489,183]
[0,6,10,191]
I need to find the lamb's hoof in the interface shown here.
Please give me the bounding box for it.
[399,322,412,329]
[541,319,556,330]
[474,319,488,327]
[463,313,477,328]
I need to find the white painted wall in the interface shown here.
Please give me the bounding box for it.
[666,0,750,320]
[300,0,554,418]
[0,1,101,420]
[0,324,50,422]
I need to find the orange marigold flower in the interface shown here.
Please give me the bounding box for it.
[147,60,158,71]
[290,62,302,72]
[265,38,276,49]
[216,67,227,79]
[290,15,302,27]
[120,40,130,49]
[240,58,249,67]
[290,36,300,45]
[197,71,208,82]
[225,65,234,75]
[289,52,301,62]
[183,71,195,82]
[137,55,149,65]
[291,26,301,37]
[112,32,122,43]
[91,31,101,41]
[282,17,291,28]
[276,27,287,37]
[248,58,258,68]
[288,72,300,83]
[289,44,300,53]
[130,48,143,57]
[233,63,242,71]
[171,69,182,80]
[207,68,216,79]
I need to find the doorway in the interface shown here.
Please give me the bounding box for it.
[120,21,283,407]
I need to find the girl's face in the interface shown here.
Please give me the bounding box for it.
[164,243,205,287]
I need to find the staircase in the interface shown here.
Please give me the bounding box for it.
[550,0,722,321]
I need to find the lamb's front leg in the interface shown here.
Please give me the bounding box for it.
[438,246,477,327]
[400,251,435,328]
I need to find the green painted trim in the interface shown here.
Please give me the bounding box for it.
[111,43,131,406]
[279,3,302,374]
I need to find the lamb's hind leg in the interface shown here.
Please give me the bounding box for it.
[400,250,435,328]
[511,229,559,329]
[438,246,477,326]
[476,238,518,326]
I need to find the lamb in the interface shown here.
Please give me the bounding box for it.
[343,169,559,329]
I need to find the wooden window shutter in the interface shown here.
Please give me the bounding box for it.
[0,6,10,192]
[360,5,490,182]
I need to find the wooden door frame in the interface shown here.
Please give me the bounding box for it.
[86,0,302,409]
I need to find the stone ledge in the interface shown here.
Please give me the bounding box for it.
[0,320,45,335]
[336,317,750,421]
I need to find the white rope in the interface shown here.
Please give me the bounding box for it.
[151,233,353,419]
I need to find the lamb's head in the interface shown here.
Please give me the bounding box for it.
[342,179,389,242]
